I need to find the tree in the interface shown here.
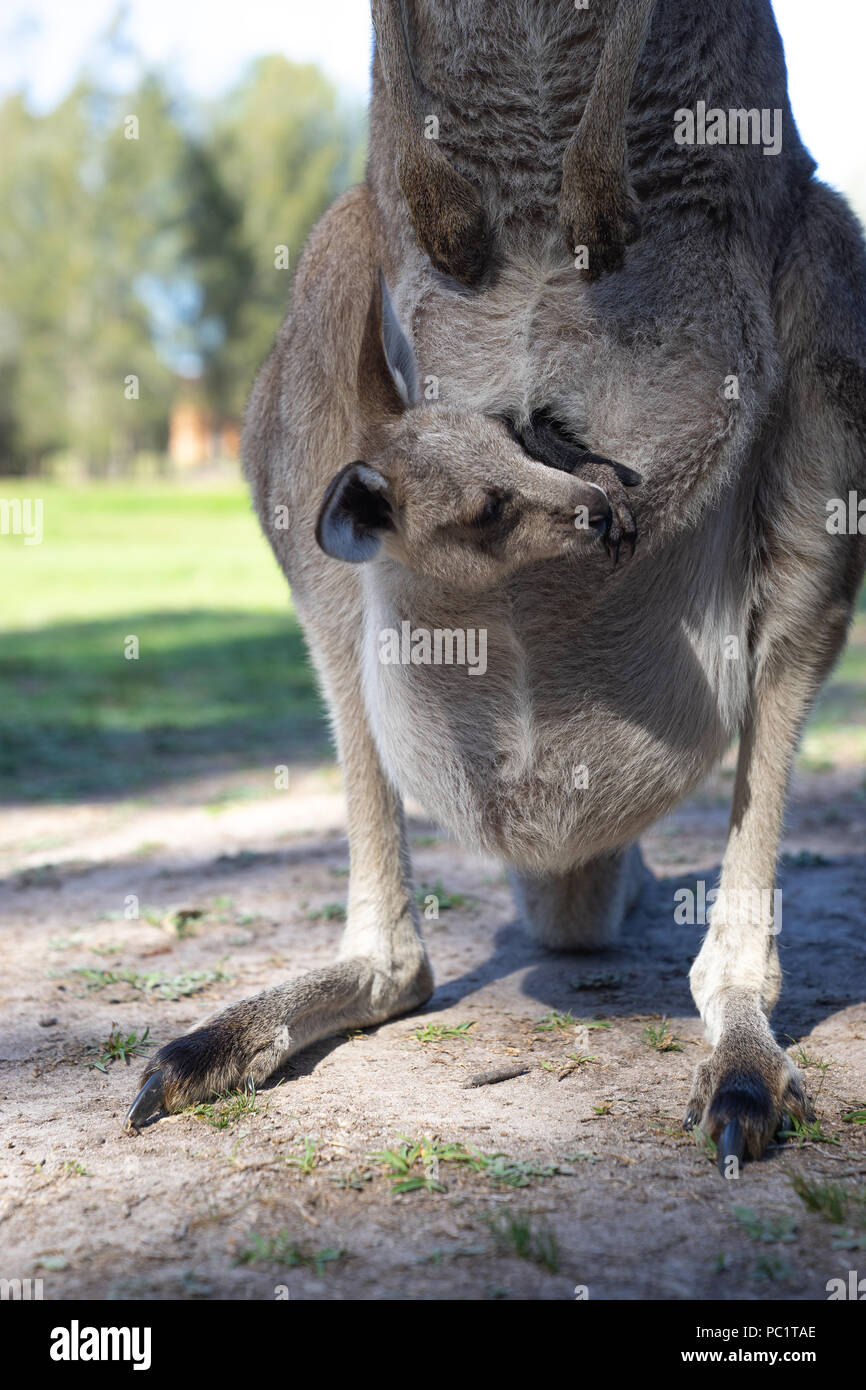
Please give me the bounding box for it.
[202,56,366,418]
[0,54,366,473]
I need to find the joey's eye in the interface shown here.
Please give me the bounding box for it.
[471,490,511,528]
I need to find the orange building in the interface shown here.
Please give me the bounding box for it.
[169,402,240,468]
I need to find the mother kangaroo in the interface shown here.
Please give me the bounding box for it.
[127,0,866,1172]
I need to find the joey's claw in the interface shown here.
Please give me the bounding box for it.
[682,1109,699,1132]
[718,1118,747,1177]
[573,458,638,564]
[507,412,640,561]
[123,1071,166,1134]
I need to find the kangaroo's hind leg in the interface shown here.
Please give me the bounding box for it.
[686,182,866,1172]
[685,592,853,1170]
[125,609,434,1127]
[125,188,434,1129]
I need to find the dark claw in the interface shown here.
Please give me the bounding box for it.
[606,460,642,489]
[717,1118,747,1177]
[242,1075,256,1096]
[607,538,621,567]
[682,1109,699,1132]
[123,1071,165,1134]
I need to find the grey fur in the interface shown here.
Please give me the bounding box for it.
[127,1,866,1166]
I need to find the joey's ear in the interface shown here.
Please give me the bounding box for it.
[379,270,419,406]
[315,462,395,563]
[357,270,420,414]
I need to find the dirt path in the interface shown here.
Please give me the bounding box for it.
[1,761,865,1301]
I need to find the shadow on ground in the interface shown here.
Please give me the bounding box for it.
[0,609,329,803]
[1,792,865,1300]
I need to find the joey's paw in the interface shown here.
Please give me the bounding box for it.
[683,1037,811,1176]
[399,151,493,288]
[576,457,641,563]
[123,1024,252,1133]
[559,153,641,280]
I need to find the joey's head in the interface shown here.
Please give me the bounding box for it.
[315,273,615,593]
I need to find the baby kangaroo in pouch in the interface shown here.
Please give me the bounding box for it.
[315,275,639,583]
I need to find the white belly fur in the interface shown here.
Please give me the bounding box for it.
[360,530,750,872]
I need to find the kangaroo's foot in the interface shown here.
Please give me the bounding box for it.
[124,952,433,1131]
[398,149,493,288]
[683,994,811,1175]
[559,151,640,280]
[686,506,861,1173]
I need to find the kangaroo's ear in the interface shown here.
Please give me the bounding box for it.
[357,270,420,414]
[315,462,395,563]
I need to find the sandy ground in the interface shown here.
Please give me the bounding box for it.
[1,759,865,1302]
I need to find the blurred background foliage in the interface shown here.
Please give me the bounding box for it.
[0,41,365,476]
[0,8,862,809]
[0,22,366,799]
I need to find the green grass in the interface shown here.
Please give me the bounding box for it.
[570,972,623,991]
[0,480,287,629]
[800,601,866,766]
[733,1206,797,1244]
[788,1174,851,1225]
[65,964,232,1000]
[283,1137,320,1175]
[751,1254,796,1284]
[642,1018,684,1053]
[411,1020,475,1043]
[187,1087,261,1129]
[366,1135,572,1194]
[533,1010,612,1033]
[235,1232,345,1273]
[484,1212,560,1273]
[777,1116,840,1146]
[415,880,467,910]
[0,479,327,801]
[304,903,347,923]
[86,1025,151,1072]
[1,477,864,803]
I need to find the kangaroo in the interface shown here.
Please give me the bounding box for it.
[371,0,656,283]
[127,1,866,1174]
